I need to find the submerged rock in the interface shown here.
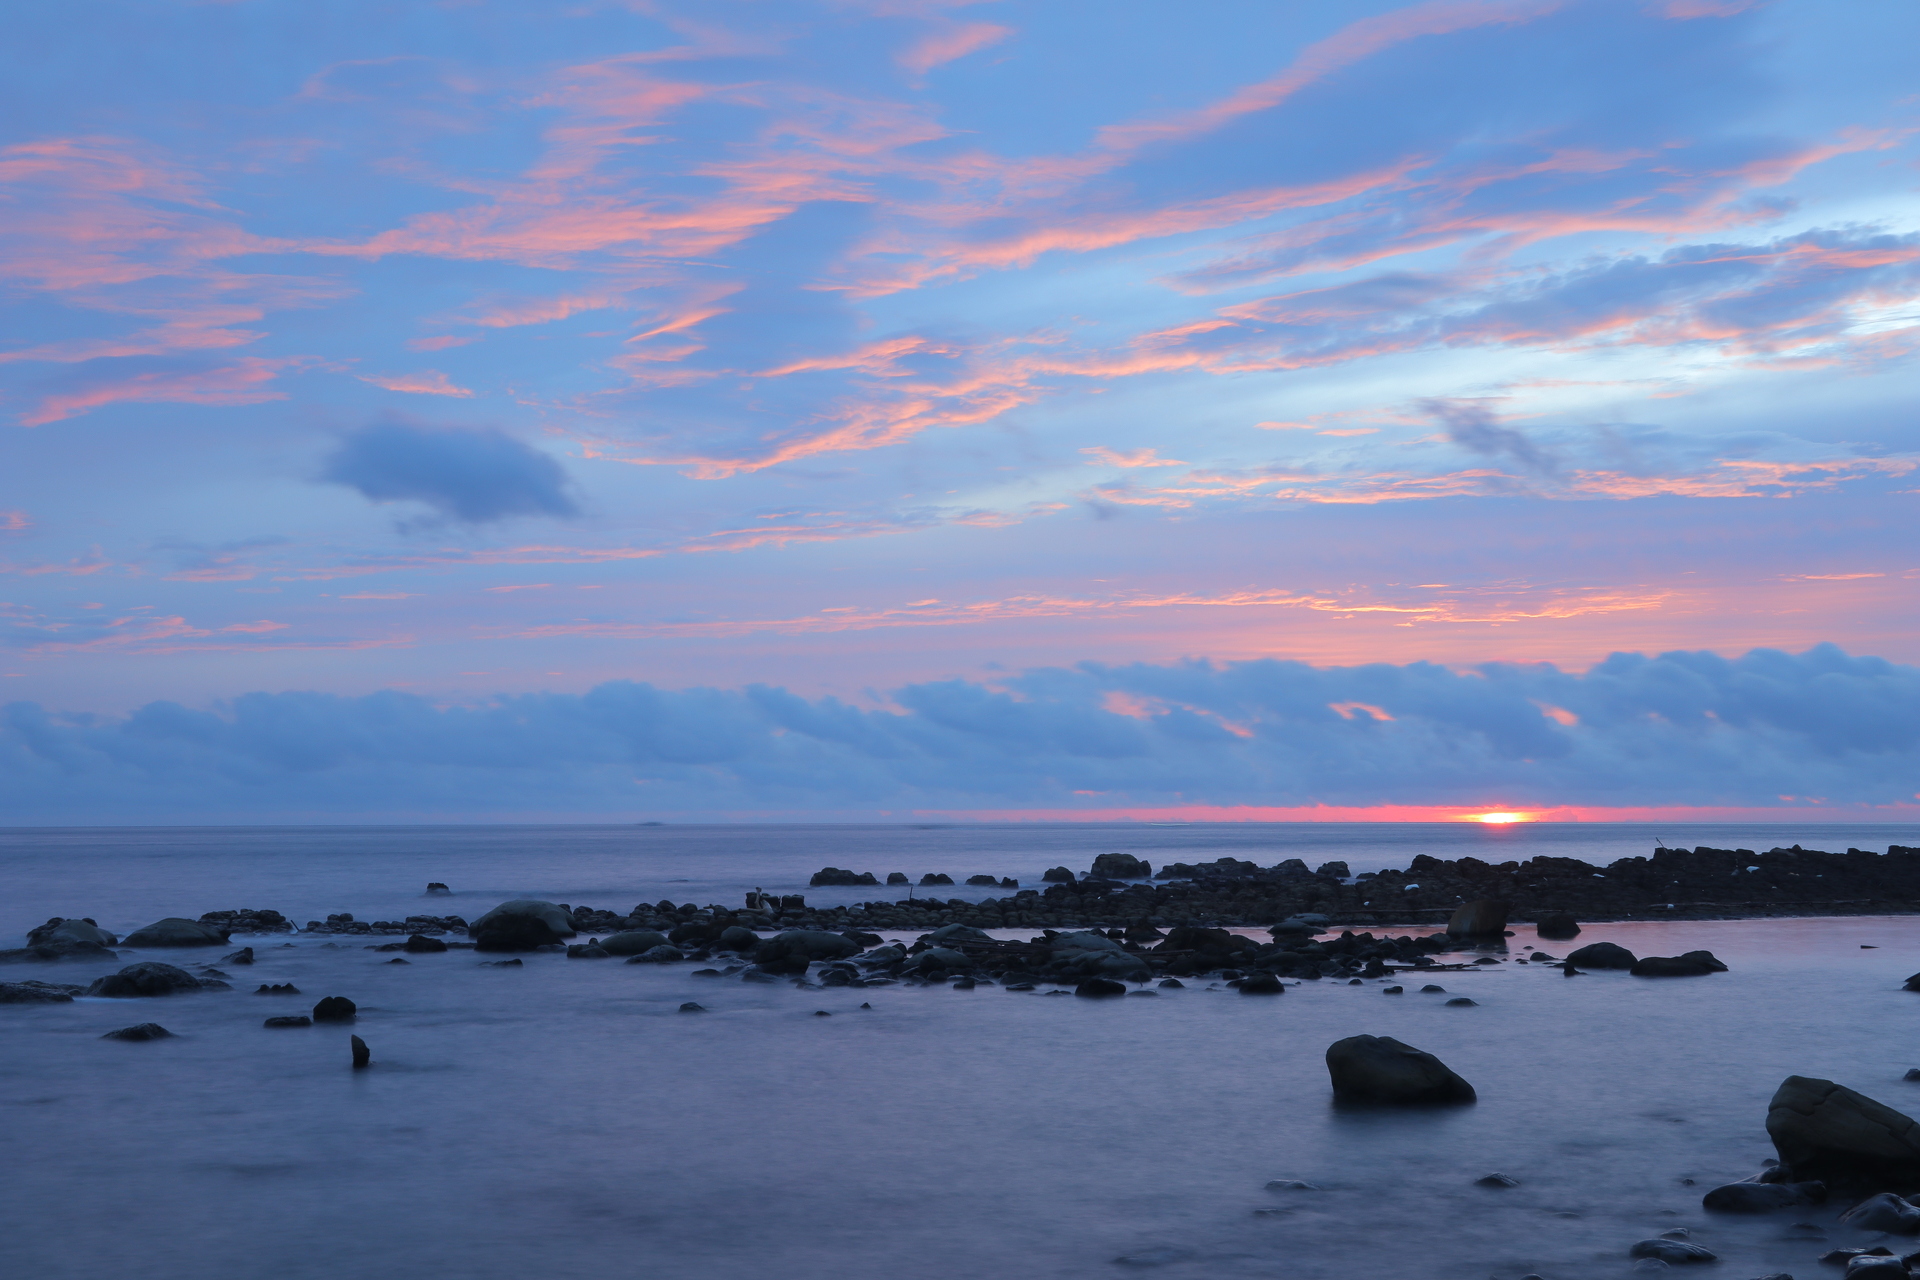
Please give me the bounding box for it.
[1075,978,1127,998]
[100,1022,173,1041]
[0,980,80,1003]
[1325,1034,1475,1105]
[122,918,228,948]
[1238,972,1284,995]
[598,929,672,956]
[1632,951,1727,977]
[403,934,447,954]
[1567,941,1638,969]
[469,900,576,952]
[1840,1192,1920,1234]
[263,1015,312,1028]
[28,917,118,947]
[86,962,208,997]
[1701,1180,1826,1212]
[1768,1076,1920,1190]
[1630,1239,1717,1263]
[311,996,357,1022]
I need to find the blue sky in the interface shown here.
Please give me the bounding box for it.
[3,0,1916,820]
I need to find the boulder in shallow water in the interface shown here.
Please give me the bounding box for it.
[1629,1240,1717,1263]
[1447,899,1511,937]
[469,900,575,951]
[908,946,974,974]
[626,945,684,964]
[86,962,206,997]
[1567,941,1637,969]
[715,926,759,952]
[1701,1180,1826,1212]
[311,996,357,1022]
[1535,912,1580,939]
[1841,1192,1920,1233]
[1237,972,1284,995]
[1091,853,1151,880]
[28,917,118,947]
[1075,978,1127,998]
[1325,1034,1475,1105]
[567,944,611,959]
[1847,1255,1909,1280]
[1041,866,1075,883]
[0,980,80,1003]
[757,930,860,964]
[598,929,671,956]
[403,934,447,953]
[101,1022,172,1041]
[1768,1076,1920,1190]
[122,918,227,948]
[263,1015,311,1028]
[925,923,993,945]
[1632,950,1727,977]
[808,867,878,886]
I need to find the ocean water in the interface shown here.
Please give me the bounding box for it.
[7,823,1920,1280]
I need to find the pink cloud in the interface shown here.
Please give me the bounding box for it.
[20,357,306,426]
[0,511,28,532]
[898,22,1011,76]
[357,369,474,397]
[406,335,476,352]
[1082,446,1185,468]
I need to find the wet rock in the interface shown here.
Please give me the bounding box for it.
[918,873,955,887]
[1315,861,1351,879]
[1903,974,1920,993]
[312,996,357,1022]
[426,882,451,895]
[264,1015,311,1027]
[596,929,671,956]
[1075,978,1127,997]
[221,946,255,965]
[1630,1240,1718,1263]
[1266,1180,1319,1191]
[885,872,909,885]
[756,930,859,970]
[1768,1076,1920,1190]
[1633,951,1727,977]
[351,1035,370,1069]
[1158,978,1185,989]
[1536,912,1582,939]
[1567,941,1638,969]
[809,867,879,886]
[101,1022,173,1041]
[403,934,447,954]
[1238,972,1284,995]
[1420,984,1446,993]
[908,946,974,975]
[198,909,292,935]
[255,983,300,994]
[1042,866,1075,883]
[28,917,118,947]
[679,1002,705,1012]
[740,969,778,983]
[1846,1256,1909,1280]
[962,875,997,886]
[122,917,228,948]
[86,962,208,997]
[1447,997,1478,1006]
[626,945,685,964]
[1326,1034,1476,1105]
[1447,899,1511,936]
[385,958,409,965]
[480,959,522,968]
[1703,1180,1827,1213]
[0,980,80,1003]
[1905,1070,1920,1083]
[715,926,760,952]
[1477,1173,1520,1187]
[1091,853,1152,880]
[469,900,576,951]
[567,944,612,959]
[926,923,993,945]
[1840,1193,1920,1234]
[1383,985,1404,994]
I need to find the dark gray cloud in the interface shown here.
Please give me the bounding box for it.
[321,418,578,524]
[1,645,1914,820]
[1418,398,1559,475]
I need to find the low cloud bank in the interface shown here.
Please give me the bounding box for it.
[3,645,1915,822]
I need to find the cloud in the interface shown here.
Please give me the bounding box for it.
[1,644,1914,820]
[320,418,580,524]
[1419,398,1559,474]
[357,370,474,397]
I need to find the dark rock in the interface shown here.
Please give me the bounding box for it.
[1239,972,1284,994]
[567,944,612,959]
[1840,1192,1920,1234]
[1420,984,1446,993]
[197,908,292,935]
[480,959,522,967]
[1383,985,1404,994]
[1477,1173,1520,1187]
[813,1010,831,1017]
[839,929,883,947]
[598,929,672,956]
[101,1022,173,1041]
[1042,866,1075,883]
[1630,1240,1718,1263]
[1567,941,1638,969]
[426,883,452,894]
[679,1002,705,1012]
[1266,1180,1319,1191]
[312,996,357,1022]
[468,900,576,952]
[403,934,447,953]
[740,969,778,983]
[1091,853,1152,879]
[809,867,879,886]
[964,875,999,886]
[1702,1181,1826,1213]
[918,873,954,886]
[757,930,860,965]
[925,923,993,945]
[1316,861,1351,879]
[264,1015,311,1027]
[1536,912,1581,939]
[222,947,255,965]
[0,980,80,1002]
[1905,1070,1920,1083]
[351,1035,370,1069]
[1447,899,1511,936]
[1158,978,1185,989]
[1446,997,1479,1007]
[1075,978,1127,998]
[1846,1256,1909,1280]
[1768,1076,1920,1190]
[1632,951,1727,977]
[254,983,300,994]
[28,917,118,947]
[885,872,909,885]
[715,926,760,952]
[385,958,409,965]
[1325,1034,1476,1105]
[86,962,207,997]
[122,917,228,947]
[1904,973,1920,993]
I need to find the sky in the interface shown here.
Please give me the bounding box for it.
[2,0,1917,822]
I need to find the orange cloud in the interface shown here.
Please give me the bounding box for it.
[21,357,306,426]
[357,369,474,397]
[1082,446,1185,468]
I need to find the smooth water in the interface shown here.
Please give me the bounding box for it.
[7,825,1920,1280]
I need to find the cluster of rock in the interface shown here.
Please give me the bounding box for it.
[809,867,1020,889]
[1,917,121,963]
[300,912,470,936]
[197,909,293,934]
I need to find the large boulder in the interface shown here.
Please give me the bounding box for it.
[809,867,879,886]
[757,930,860,966]
[1091,853,1151,879]
[1768,1076,1920,1190]
[1701,1179,1826,1213]
[1041,866,1075,883]
[1535,913,1581,939]
[1051,930,1126,957]
[907,946,974,974]
[1841,1192,1920,1233]
[1632,951,1727,977]
[1566,941,1637,969]
[122,918,228,947]
[86,962,208,997]
[597,929,672,956]
[469,900,575,952]
[27,917,118,947]
[715,926,760,952]
[1446,900,1510,937]
[925,923,993,945]
[1325,1035,1476,1105]
[0,980,81,1003]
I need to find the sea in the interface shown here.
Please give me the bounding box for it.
[6,821,1920,1280]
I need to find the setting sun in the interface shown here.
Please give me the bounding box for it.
[1467,811,1532,824]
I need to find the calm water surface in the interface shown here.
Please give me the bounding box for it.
[6,824,1920,1280]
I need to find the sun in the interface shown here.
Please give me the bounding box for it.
[1466,811,1531,824]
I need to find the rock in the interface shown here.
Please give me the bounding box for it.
[1567,941,1638,969]
[908,946,974,974]
[598,929,672,956]
[426,882,452,894]
[626,945,684,964]
[1383,985,1404,994]
[1632,951,1727,977]
[567,944,611,959]
[122,917,228,947]
[255,983,300,994]
[351,1035,370,1069]
[1768,1076,1920,1190]
[1847,1258,1907,1280]
[28,917,118,947]
[385,958,409,965]
[264,1015,311,1027]
[1266,1179,1319,1191]
[1075,978,1127,997]
[1477,1173,1520,1187]
[964,875,1000,886]
[1631,1240,1717,1264]
[0,980,80,1002]
[740,969,777,983]
[885,872,909,885]
[1447,899,1511,936]
[312,996,357,1022]
[1315,861,1351,879]
[221,946,255,965]
[1158,978,1185,989]
[1420,984,1446,993]
[1904,973,1920,993]
[758,930,861,964]
[1702,1180,1827,1212]
[715,926,760,952]
[1325,1034,1476,1105]
[925,923,993,945]
[1112,1247,1195,1267]
[1238,972,1284,995]
[1091,853,1152,879]
[86,962,207,997]
[679,1002,705,1012]
[1905,1070,1920,1083]
[1446,997,1479,1007]
[1535,912,1581,938]
[1042,866,1075,883]
[100,1023,173,1041]
[480,959,522,967]
[917,872,954,886]
[809,867,879,886]
[1840,1192,1920,1233]
[403,934,447,953]
[468,900,576,952]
